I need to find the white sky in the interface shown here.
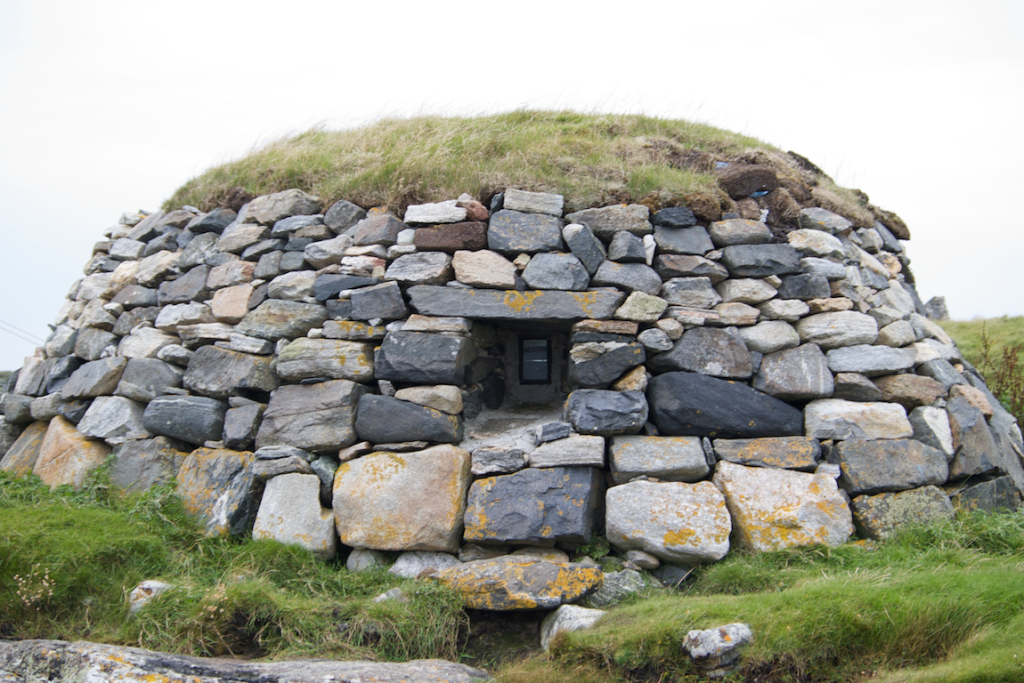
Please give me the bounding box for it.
[1,0,1022,370]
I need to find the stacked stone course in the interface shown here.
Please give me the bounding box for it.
[2,179,1023,610]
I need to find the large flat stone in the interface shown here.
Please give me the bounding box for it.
[714,461,853,551]
[375,331,477,385]
[254,473,337,559]
[407,285,625,321]
[720,244,802,277]
[648,372,804,439]
[176,448,257,536]
[609,435,709,484]
[77,396,149,441]
[60,357,127,399]
[276,338,375,382]
[605,480,731,564]
[114,358,183,403]
[830,439,948,495]
[826,345,916,377]
[333,445,471,552]
[804,399,913,440]
[33,416,111,489]
[464,466,603,547]
[431,557,603,611]
[874,374,947,410]
[591,261,662,295]
[354,394,463,444]
[850,486,954,540]
[255,380,368,452]
[413,221,488,252]
[183,346,278,399]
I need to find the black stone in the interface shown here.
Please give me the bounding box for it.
[113,307,160,336]
[652,226,713,255]
[463,467,604,547]
[313,274,381,302]
[57,398,92,424]
[487,210,563,254]
[144,232,180,257]
[324,199,367,233]
[565,390,648,436]
[648,328,752,379]
[191,208,237,234]
[350,281,408,321]
[573,343,646,388]
[949,476,1021,513]
[142,395,228,446]
[355,394,463,444]
[647,372,804,439]
[44,355,85,394]
[158,265,210,305]
[652,207,698,228]
[776,274,831,301]
[375,331,477,385]
[607,232,647,263]
[721,244,802,277]
[223,402,265,451]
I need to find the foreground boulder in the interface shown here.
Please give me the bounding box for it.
[605,480,731,564]
[850,486,955,539]
[430,556,603,610]
[333,445,471,553]
[648,372,803,438]
[713,461,854,551]
[0,640,492,683]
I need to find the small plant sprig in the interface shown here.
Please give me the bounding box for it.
[13,564,54,611]
[978,323,1024,423]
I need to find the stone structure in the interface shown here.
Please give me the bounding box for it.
[2,177,1022,612]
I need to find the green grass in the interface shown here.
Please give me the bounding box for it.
[4,465,1024,682]
[163,110,876,225]
[0,469,466,661]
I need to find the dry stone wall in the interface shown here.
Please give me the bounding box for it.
[2,180,1023,609]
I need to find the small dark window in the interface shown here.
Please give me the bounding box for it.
[520,337,551,384]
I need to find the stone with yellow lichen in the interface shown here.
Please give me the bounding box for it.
[253,473,337,559]
[32,416,110,489]
[609,435,710,484]
[850,485,954,539]
[712,436,821,471]
[606,480,731,564]
[406,285,625,321]
[430,556,603,610]
[275,338,375,382]
[713,461,854,552]
[333,444,471,553]
[947,476,1022,513]
[176,448,257,537]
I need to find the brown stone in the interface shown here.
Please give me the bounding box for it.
[32,416,110,489]
[210,283,254,323]
[949,384,994,418]
[873,374,946,410]
[807,297,854,314]
[0,421,49,476]
[413,222,488,252]
[206,260,255,289]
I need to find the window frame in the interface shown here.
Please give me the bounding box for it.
[519,336,552,385]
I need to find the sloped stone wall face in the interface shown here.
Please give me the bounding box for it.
[2,185,1023,601]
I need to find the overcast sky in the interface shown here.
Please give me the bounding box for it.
[1,0,1022,370]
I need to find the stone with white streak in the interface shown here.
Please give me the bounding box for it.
[403,200,468,225]
[804,399,913,440]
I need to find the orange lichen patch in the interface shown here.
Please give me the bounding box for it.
[431,558,603,610]
[664,528,697,546]
[32,416,110,490]
[714,461,853,552]
[503,290,545,314]
[571,291,603,318]
[716,436,820,470]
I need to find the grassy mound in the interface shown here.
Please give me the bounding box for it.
[165,110,881,227]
